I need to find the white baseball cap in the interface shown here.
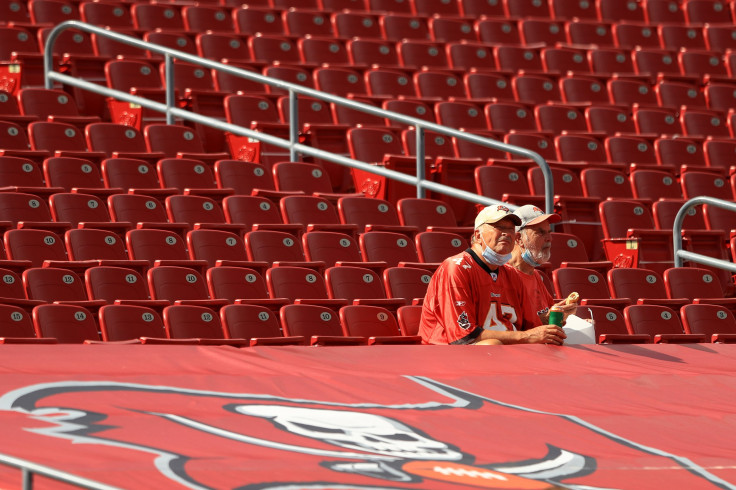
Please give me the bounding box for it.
[474,204,522,229]
[513,204,561,231]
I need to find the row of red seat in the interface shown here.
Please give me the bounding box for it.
[7,107,736,174]
[0,261,430,310]
[0,302,424,345]
[39,28,736,80]
[7,0,736,33]
[5,268,736,345]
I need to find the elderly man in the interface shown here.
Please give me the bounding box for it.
[507,205,578,325]
[418,204,566,345]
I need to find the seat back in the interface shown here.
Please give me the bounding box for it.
[272,162,334,194]
[266,266,329,301]
[552,267,611,299]
[32,304,99,343]
[280,195,341,226]
[206,266,271,303]
[302,231,362,267]
[23,267,87,302]
[0,192,54,226]
[98,305,166,341]
[396,304,422,336]
[165,195,227,226]
[43,157,105,192]
[126,229,190,262]
[148,266,210,302]
[280,304,343,337]
[163,305,223,339]
[325,266,387,301]
[85,266,153,302]
[397,198,460,230]
[415,231,467,263]
[623,304,684,336]
[157,158,218,192]
[663,267,725,300]
[383,266,432,302]
[220,304,283,339]
[360,231,420,267]
[574,305,630,342]
[608,268,668,301]
[244,230,307,263]
[681,304,736,338]
[0,304,37,338]
[49,193,111,227]
[339,305,400,337]
[186,229,248,267]
[65,229,128,261]
[223,195,285,228]
[101,158,162,191]
[215,161,276,195]
[5,229,67,267]
[337,196,402,229]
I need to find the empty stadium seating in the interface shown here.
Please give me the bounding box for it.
[3,0,736,349]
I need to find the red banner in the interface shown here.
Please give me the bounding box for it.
[0,344,735,489]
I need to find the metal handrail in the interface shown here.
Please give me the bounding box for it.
[43,21,555,214]
[0,452,122,490]
[673,196,736,272]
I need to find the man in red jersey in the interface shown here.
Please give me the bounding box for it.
[419,204,566,345]
[507,204,578,325]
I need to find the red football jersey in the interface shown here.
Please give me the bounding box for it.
[419,249,541,345]
[508,266,554,324]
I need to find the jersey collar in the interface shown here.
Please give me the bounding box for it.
[466,248,499,279]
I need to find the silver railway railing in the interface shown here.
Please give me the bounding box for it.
[43,21,555,214]
[673,196,736,272]
[0,452,123,490]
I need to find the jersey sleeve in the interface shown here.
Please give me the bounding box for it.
[422,255,484,344]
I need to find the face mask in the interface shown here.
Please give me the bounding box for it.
[481,232,512,267]
[519,230,550,267]
[521,248,541,268]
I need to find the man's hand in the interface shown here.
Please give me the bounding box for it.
[552,298,578,323]
[523,324,567,345]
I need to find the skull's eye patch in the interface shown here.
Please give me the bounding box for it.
[291,422,345,433]
[376,433,417,441]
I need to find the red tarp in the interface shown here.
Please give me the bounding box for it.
[0,344,735,490]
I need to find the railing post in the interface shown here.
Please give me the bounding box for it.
[164,54,175,125]
[22,468,32,490]
[288,90,299,162]
[415,127,425,198]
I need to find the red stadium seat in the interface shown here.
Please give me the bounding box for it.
[186,229,267,271]
[608,267,688,309]
[680,304,736,343]
[574,305,650,344]
[220,303,303,345]
[148,266,228,309]
[266,265,348,310]
[380,14,430,42]
[23,267,106,311]
[552,267,631,311]
[32,304,99,343]
[339,305,420,344]
[383,266,432,305]
[360,231,434,270]
[244,230,323,270]
[415,231,468,263]
[325,266,405,310]
[206,266,288,309]
[624,304,705,343]
[97,304,183,344]
[280,303,364,345]
[396,304,422,336]
[85,266,169,311]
